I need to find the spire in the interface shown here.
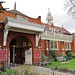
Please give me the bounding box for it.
[46,8,53,25]
[14,2,16,10]
[48,8,50,13]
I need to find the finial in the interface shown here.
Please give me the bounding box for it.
[14,2,16,10]
[48,8,50,13]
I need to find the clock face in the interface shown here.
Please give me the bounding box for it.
[70,0,75,6]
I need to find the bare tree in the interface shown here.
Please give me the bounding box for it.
[64,0,75,18]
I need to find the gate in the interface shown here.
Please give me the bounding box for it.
[25,48,32,64]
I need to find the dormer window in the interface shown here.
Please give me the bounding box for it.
[49,28,55,32]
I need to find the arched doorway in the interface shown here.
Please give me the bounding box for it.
[9,36,32,65]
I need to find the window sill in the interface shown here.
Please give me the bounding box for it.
[50,49,58,50]
[65,49,71,50]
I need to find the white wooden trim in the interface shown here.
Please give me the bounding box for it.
[41,36,72,42]
[4,16,44,33]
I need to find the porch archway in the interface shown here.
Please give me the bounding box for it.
[9,36,33,65]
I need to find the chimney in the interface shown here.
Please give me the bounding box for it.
[62,25,63,28]
[38,16,41,21]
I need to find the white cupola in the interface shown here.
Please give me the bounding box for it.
[46,8,53,25]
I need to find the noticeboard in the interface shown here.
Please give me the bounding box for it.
[0,49,7,61]
[35,49,41,58]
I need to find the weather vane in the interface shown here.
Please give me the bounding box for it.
[70,0,75,6]
[48,8,50,13]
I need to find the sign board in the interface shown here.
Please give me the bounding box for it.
[35,49,41,58]
[0,49,7,61]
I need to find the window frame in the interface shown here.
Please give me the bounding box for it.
[50,40,58,50]
[65,42,71,50]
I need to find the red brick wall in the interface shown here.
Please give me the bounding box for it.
[0,5,16,22]
[0,23,3,46]
[38,39,73,57]
[6,31,36,64]
[0,4,42,25]
[0,4,43,65]
[7,31,35,47]
[0,30,36,65]
[72,38,75,53]
[29,16,42,24]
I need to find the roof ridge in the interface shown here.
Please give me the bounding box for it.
[8,9,28,16]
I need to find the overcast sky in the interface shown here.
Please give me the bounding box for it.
[2,0,75,33]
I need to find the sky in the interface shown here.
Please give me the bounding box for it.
[2,0,75,33]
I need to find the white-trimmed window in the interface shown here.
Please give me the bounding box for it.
[50,40,58,49]
[49,28,55,32]
[65,42,71,49]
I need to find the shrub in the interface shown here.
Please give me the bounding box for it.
[16,64,39,75]
[46,58,54,62]
[49,50,56,58]
[55,66,58,69]
[1,64,39,75]
[3,69,20,75]
[0,71,3,75]
[0,66,4,71]
[72,54,75,58]
[59,52,66,58]
[42,54,48,62]
[59,66,68,71]
[65,51,72,57]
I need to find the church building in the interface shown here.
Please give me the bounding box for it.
[0,2,75,67]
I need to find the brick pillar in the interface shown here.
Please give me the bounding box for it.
[45,40,49,57]
[32,48,35,64]
[0,46,9,67]
[72,33,75,53]
[73,38,75,53]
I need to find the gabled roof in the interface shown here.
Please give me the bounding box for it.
[42,23,71,35]
[54,26,71,35]
[8,10,27,16]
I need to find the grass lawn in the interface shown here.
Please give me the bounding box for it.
[43,59,75,70]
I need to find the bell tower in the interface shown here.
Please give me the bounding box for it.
[46,8,53,25]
